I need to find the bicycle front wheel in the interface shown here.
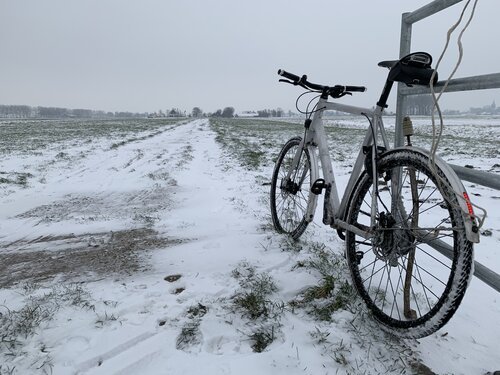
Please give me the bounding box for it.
[345,149,473,338]
[270,137,312,240]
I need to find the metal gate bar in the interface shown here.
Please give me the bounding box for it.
[450,164,500,191]
[399,73,500,96]
[395,0,500,292]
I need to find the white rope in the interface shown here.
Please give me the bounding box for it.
[428,0,487,229]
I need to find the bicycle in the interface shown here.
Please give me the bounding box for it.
[270,52,480,338]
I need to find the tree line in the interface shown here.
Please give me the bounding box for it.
[1,104,291,119]
[255,108,285,117]
[190,107,287,118]
[0,104,147,119]
[147,108,187,118]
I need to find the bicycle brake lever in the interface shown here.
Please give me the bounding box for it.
[279,79,296,85]
[330,92,352,99]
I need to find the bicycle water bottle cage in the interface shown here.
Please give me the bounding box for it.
[379,52,438,87]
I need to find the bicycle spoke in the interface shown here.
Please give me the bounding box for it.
[413,263,439,310]
[362,262,387,283]
[415,199,445,216]
[401,255,440,304]
[367,257,378,292]
[413,258,448,289]
[410,279,423,318]
[387,266,402,320]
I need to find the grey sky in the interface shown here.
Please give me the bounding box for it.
[1,0,499,114]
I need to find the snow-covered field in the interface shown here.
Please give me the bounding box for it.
[0,117,498,374]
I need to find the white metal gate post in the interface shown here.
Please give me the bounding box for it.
[395,0,463,147]
[395,13,412,148]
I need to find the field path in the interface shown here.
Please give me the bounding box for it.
[53,118,293,375]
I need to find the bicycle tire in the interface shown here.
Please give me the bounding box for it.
[345,149,473,338]
[270,137,312,240]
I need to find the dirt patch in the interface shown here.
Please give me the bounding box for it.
[0,228,188,288]
[16,188,173,226]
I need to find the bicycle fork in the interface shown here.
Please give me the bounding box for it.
[307,106,341,226]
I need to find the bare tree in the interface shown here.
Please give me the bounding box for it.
[221,107,235,118]
[192,107,203,117]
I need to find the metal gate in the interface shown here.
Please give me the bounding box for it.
[394,0,500,292]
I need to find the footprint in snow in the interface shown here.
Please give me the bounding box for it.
[164,274,182,282]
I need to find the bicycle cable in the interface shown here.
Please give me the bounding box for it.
[306,95,323,119]
[428,0,487,229]
[295,90,314,115]
[362,112,387,211]
[295,90,324,119]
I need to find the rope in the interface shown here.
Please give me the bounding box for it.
[428,0,487,229]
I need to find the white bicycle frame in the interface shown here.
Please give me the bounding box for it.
[287,96,480,243]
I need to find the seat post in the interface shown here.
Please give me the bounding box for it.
[376,78,394,109]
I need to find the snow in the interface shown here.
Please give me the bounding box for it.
[0,118,498,374]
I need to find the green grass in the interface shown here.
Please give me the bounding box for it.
[209,116,500,174]
[0,118,183,155]
[210,118,301,170]
[248,324,277,353]
[232,271,281,320]
[230,262,284,352]
[175,303,208,351]
[0,172,33,187]
[209,117,375,174]
[0,283,95,373]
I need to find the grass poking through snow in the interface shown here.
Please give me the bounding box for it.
[230,262,284,352]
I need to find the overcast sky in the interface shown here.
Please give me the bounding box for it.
[1,0,499,114]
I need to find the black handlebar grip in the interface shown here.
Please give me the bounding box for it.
[345,86,367,92]
[278,69,301,82]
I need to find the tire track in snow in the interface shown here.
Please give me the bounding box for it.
[75,331,158,373]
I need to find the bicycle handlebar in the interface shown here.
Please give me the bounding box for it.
[277,69,300,82]
[278,69,366,97]
[345,85,367,93]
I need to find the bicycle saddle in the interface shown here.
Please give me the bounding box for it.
[378,60,398,69]
[379,52,437,86]
[378,52,433,70]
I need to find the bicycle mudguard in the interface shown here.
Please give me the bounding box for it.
[389,146,480,243]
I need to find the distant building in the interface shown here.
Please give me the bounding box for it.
[469,100,500,115]
[237,110,258,118]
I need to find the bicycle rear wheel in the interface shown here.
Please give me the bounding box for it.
[345,149,473,338]
[270,137,312,240]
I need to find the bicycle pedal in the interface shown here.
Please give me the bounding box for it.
[311,178,326,195]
